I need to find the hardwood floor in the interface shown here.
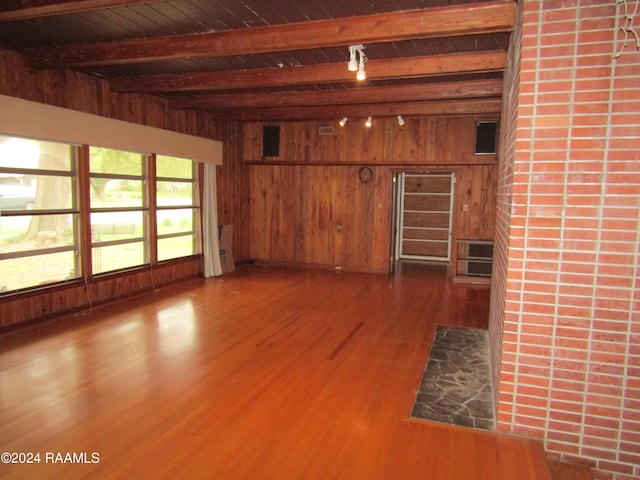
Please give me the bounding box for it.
[0,263,551,479]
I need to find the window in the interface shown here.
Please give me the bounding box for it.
[0,135,80,293]
[89,147,148,274]
[156,155,200,262]
[0,137,202,294]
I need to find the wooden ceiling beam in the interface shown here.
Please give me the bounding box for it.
[0,0,159,22]
[28,1,516,68]
[111,50,506,93]
[168,79,503,110]
[199,98,503,122]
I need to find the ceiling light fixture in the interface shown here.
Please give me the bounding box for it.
[356,56,367,81]
[397,115,405,126]
[365,117,372,128]
[339,117,348,127]
[347,44,367,80]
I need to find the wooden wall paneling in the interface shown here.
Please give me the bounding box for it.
[373,167,393,271]
[341,120,383,164]
[455,164,497,241]
[365,122,385,164]
[432,118,454,163]
[368,165,390,271]
[278,122,294,161]
[470,165,485,238]
[0,50,21,98]
[337,121,356,162]
[290,122,303,161]
[383,117,421,163]
[329,165,381,270]
[293,165,307,263]
[482,164,497,238]
[472,165,496,239]
[336,166,355,268]
[243,122,262,161]
[336,166,353,267]
[242,115,499,273]
[450,117,472,163]
[250,165,296,262]
[348,165,383,270]
[274,166,298,260]
[208,120,250,262]
[419,117,500,165]
[294,165,334,266]
[249,164,390,272]
[294,165,310,264]
[349,167,365,266]
[342,122,362,163]
[0,259,201,329]
[382,119,396,163]
[321,166,339,266]
[405,118,423,164]
[310,121,341,162]
[231,121,251,262]
[449,164,497,279]
[456,165,473,241]
[426,117,461,164]
[243,116,497,166]
[422,118,438,162]
[251,165,270,261]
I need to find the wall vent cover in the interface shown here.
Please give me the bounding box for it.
[318,126,335,136]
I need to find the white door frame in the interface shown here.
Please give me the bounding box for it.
[394,172,455,262]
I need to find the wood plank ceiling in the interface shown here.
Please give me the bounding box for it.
[0,0,515,121]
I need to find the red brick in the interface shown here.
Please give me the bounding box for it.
[555,337,590,351]
[590,351,627,366]
[545,440,580,456]
[553,350,589,364]
[550,398,585,412]
[584,425,621,440]
[549,411,583,426]
[548,429,581,444]
[544,31,576,45]
[619,452,640,466]
[586,393,622,408]
[542,8,577,22]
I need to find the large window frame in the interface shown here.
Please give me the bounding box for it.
[0,138,81,293]
[0,135,202,294]
[155,154,201,263]
[89,147,150,275]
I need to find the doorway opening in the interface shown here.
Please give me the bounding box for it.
[393,172,455,266]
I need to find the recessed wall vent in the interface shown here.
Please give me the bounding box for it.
[318,126,335,136]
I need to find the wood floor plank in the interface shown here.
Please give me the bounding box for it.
[0,263,551,479]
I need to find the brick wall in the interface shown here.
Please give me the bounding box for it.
[492,1,640,479]
[489,0,523,415]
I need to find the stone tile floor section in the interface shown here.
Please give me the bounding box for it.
[411,325,494,430]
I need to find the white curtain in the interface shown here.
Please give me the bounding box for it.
[202,163,223,277]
